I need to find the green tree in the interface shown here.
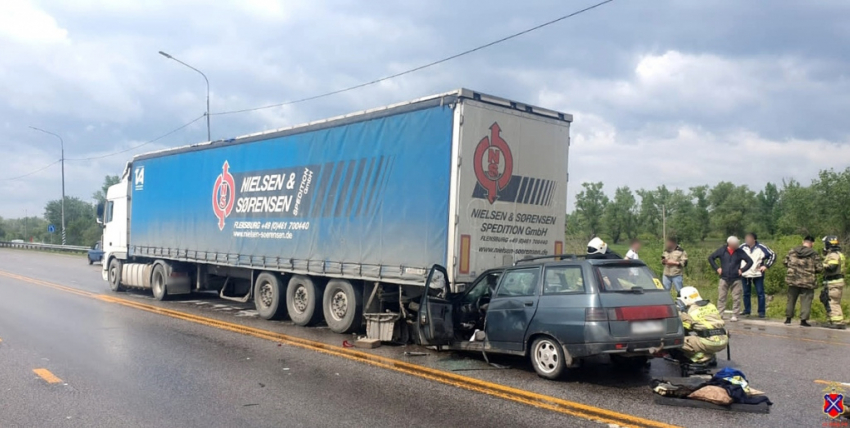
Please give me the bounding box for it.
[667,190,702,243]
[636,186,677,239]
[573,182,609,239]
[755,182,780,236]
[689,185,711,241]
[636,189,660,238]
[602,186,637,243]
[44,197,98,245]
[777,179,818,236]
[92,175,121,205]
[708,182,757,237]
[811,168,850,237]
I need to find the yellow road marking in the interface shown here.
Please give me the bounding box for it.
[1,269,677,428]
[815,380,850,387]
[33,368,62,384]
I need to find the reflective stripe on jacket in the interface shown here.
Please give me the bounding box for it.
[824,251,846,283]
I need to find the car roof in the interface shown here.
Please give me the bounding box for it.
[503,256,648,270]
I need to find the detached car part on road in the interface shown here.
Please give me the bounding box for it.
[416,257,685,379]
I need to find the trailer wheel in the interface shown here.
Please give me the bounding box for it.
[323,280,363,334]
[108,258,125,292]
[286,275,324,326]
[254,272,287,320]
[151,263,169,301]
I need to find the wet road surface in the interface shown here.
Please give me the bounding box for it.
[1,249,848,427]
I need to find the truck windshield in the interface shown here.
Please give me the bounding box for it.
[596,265,662,292]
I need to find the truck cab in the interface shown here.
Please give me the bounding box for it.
[99,174,129,283]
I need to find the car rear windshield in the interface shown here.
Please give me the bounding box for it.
[596,265,663,292]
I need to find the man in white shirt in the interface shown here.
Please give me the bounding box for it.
[740,232,776,318]
[625,239,641,260]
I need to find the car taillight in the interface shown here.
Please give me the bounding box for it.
[585,308,608,321]
[608,305,675,321]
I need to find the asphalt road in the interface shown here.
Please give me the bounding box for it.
[1,249,849,428]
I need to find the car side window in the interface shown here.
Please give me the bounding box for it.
[543,266,584,295]
[462,271,502,304]
[106,201,114,223]
[496,268,540,297]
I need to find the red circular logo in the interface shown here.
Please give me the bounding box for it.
[474,122,513,204]
[212,161,235,230]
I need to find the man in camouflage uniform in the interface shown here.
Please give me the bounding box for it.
[784,235,823,327]
[820,236,846,329]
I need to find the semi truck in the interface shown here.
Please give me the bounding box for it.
[99,89,572,339]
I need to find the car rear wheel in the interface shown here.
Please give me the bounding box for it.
[530,336,566,380]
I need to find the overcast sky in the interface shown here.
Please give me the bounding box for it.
[2,0,849,219]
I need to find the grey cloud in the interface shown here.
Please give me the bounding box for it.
[1,0,849,217]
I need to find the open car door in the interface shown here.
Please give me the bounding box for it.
[417,265,454,347]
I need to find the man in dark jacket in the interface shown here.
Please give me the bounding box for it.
[708,236,754,322]
[784,235,823,327]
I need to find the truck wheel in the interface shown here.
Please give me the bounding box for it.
[286,275,324,326]
[88,257,93,265]
[108,258,125,292]
[254,272,287,320]
[530,336,566,380]
[151,264,169,301]
[322,280,363,334]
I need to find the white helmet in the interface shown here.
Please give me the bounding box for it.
[587,237,608,255]
[678,286,702,306]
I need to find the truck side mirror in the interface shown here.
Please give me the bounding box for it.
[95,202,104,226]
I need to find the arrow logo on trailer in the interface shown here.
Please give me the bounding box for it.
[474,122,513,204]
[212,161,235,230]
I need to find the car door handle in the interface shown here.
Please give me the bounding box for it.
[523,301,534,307]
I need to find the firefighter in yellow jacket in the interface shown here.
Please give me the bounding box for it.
[820,236,846,329]
[676,286,729,363]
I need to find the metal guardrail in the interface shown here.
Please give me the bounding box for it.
[0,241,90,253]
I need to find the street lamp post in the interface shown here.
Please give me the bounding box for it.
[29,126,66,245]
[158,51,211,141]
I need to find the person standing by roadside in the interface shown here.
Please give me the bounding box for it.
[784,236,823,327]
[740,233,776,318]
[820,236,846,329]
[661,238,688,293]
[708,236,754,322]
[625,239,641,261]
